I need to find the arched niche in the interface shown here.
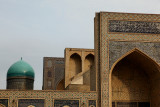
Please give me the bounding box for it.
[84,54,94,74]
[56,79,65,90]
[110,49,160,107]
[69,53,82,81]
[84,54,95,91]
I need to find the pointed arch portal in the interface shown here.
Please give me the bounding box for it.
[110,49,160,107]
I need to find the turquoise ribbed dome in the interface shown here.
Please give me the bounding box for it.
[7,59,35,79]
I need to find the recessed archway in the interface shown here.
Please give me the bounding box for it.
[69,53,82,77]
[84,54,95,91]
[69,53,82,84]
[110,48,160,107]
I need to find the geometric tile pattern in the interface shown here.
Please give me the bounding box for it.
[109,41,160,70]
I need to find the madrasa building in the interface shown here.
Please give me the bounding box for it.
[0,12,160,107]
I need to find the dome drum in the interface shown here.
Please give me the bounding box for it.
[7,76,34,80]
[7,78,34,90]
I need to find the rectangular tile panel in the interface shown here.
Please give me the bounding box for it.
[54,100,79,107]
[18,99,44,107]
[109,20,160,34]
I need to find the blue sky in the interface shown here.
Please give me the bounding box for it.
[0,0,160,90]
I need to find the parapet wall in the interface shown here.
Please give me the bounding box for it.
[0,90,97,107]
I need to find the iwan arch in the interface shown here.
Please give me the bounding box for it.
[110,48,160,107]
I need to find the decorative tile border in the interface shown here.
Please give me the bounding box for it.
[0,90,98,107]
[108,20,160,34]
